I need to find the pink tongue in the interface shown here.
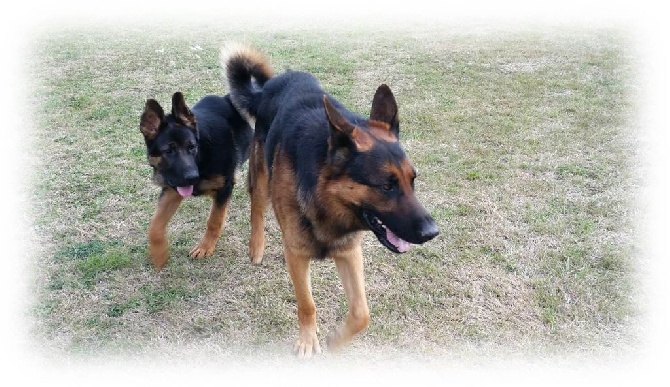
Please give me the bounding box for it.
[386,228,411,253]
[176,185,193,197]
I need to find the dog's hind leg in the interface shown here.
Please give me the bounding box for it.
[327,243,370,351]
[248,140,270,264]
[148,188,183,270]
[285,247,322,359]
[189,185,232,259]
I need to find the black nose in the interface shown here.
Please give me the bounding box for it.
[184,169,199,184]
[418,218,439,242]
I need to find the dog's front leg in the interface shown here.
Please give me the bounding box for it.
[190,186,232,259]
[285,247,322,359]
[327,244,370,351]
[148,188,183,270]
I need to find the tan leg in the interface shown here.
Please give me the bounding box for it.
[285,246,322,359]
[189,196,230,259]
[147,189,183,270]
[327,244,370,351]
[248,140,270,264]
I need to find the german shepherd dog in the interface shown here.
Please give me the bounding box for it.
[139,92,252,269]
[223,45,439,358]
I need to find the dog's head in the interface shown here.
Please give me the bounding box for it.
[140,92,200,198]
[323,85,439,253]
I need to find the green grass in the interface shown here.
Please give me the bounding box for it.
[26,23,639,361]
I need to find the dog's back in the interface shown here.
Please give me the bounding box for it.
[227,64,368,194]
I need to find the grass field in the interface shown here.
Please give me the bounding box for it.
[25,22,640,365]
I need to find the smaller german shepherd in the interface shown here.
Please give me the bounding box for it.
[224,45,439,358]
[139,92,252,269]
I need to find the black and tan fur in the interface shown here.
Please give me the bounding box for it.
[139,92,252,269]
[223,45,439,358]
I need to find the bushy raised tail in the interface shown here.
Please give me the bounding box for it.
[221,43,273,126]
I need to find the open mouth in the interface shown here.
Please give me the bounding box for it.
[362,211,412,254]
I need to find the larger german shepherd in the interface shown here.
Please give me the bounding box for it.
[223,45,439,358]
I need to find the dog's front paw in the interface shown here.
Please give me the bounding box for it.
[293,328,322,360]
[189,240,216,259]
[148,241,169,270]
[326,328,357,353]
[326,309,370,351]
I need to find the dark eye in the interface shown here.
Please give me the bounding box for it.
[164,143,176,155]
[381,178,398,192]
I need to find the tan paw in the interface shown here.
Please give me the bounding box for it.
[293,329,322,360]
[249,238,265,265]
[189,241,216,259]
[148,241,169,270]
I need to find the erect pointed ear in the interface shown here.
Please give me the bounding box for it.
[324,95,373,152]
[140,99,165,140]
[369,84,399,137]
[171,92,197,130]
